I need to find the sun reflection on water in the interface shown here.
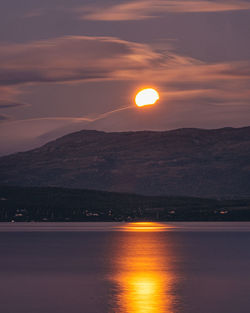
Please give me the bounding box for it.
[111,222,177,313]
[120,222,174,232]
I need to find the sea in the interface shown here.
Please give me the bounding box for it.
[0,222,250,313]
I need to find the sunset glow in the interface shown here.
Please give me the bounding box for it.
[121,222,173,232]
[112,227,176,313]
[135,88,159,107]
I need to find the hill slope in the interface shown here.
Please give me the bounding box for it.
[1,127,250,198]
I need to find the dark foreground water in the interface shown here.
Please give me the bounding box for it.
[0,222,250,313]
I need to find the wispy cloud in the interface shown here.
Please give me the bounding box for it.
[0,106,134,155]
[0,100,29,109]
[0,114,8,122]
[78,0,250,21]
[0,36,162,107]
[0,35,250,110]
[22,8,46,19]
[0,86,28,110]
[0,36,162,87]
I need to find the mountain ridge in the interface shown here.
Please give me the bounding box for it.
[1,126,250,198]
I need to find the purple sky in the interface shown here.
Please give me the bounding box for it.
[1,0,250,155]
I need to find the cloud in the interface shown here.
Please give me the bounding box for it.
[0,35,250,114]
[0,86,23,98]
[0,36,162,87]
[78,0,250,21]
[0,114,8,122]
[0,100,29,109]
[1,35,250,89]
[22,8,46,18]
[0,86,28,110]
[0,106,135,155]
[0,35,163,112]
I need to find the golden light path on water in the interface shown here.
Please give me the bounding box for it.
[111,222,177,313]
[121,222,174,232]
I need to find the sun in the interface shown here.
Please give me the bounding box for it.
[135,88,159,107]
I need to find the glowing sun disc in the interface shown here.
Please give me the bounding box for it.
[135,88,159,107]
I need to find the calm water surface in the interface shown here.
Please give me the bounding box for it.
[0,222,250,313]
